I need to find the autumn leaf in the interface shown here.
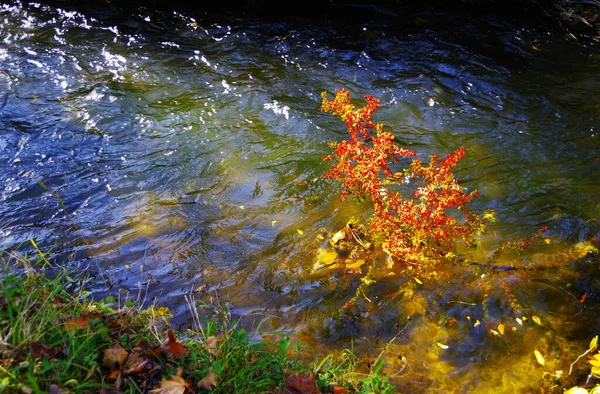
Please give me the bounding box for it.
[197,367,218,391]
[332,387,349,394]
[103,343,129,369]
[161,329,187,361]
[31,342,61,359]
[283,372,320,394]
[532,316,543,326]
[205,336,219,357]
[149,367,190,394]
[63,316,91,330]
[534,350,545,366]
[124,351,160,375]
[497,323,505,336]
[590,335,598,350]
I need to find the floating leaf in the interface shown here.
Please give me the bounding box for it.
[297,229,304,235]
[580,292,588,304]
[532,316,543,326]
[534,350,545,366]
[436,342,449,349]
[498,324,505,336]
[414,277,423,285]
[590,335,598,350]
[490,329,500,336]
[588,354,600,367]
[330,230,345,245]
[516,317,523,326]
[473,320,481,327]
[197,367,218,391]
[544,238,551,244]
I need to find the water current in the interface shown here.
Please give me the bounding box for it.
[1,1,600,392]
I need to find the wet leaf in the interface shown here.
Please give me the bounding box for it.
[103,343,129,369]
[330,230,345,245]
[297,229,304,235]
[590,335,598,350]
[436,342,449,349]
[580,292,588,304]
[516,317,523,326]
[473,320,481,327]
[498,323,505,336]
[534,350,545,366]
[588,354,600,367]
[414,277,423,285]
[565,387,589,394]
[532,316,543,326]
[197,367,218,391]
[161,329,187,361]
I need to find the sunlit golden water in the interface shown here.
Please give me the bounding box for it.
[1,1,600,391]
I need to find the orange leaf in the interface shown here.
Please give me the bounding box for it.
[103,343,129,369]
[63,316,91,330]
[333,386,349,394]
[205,336,219,357]
[580,292,588,304]
[161,329,187,361]
[31,342,61,359]
[197,367,218,391]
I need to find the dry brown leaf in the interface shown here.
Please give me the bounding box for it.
[284,372,320,394]
[103,343,129,369]
[149,367,190,394]
[107,368,121,381]
[205,336,219,357]
[161,329,187,361]
[197,367,218,391]
[63,316,91,330]
[31,342,61,359]
[124,351,161,376]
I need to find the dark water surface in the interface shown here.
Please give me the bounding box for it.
[2,1,600,392]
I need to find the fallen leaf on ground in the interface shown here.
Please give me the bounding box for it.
[197,367,218,391]
[205,336,219,356]
[63,316,91,330]
[498,323,505,335]
[150,367,190,394]
[161,329,187,361]
[332,387,348,394]
[31,342,61,359]
[103,343,129,369]
[283,372,320,394]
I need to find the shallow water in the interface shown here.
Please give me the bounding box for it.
[1,1,600,392]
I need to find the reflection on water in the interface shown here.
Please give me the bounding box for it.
[1,0,600,391]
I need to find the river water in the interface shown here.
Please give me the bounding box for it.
[1,1,600,392]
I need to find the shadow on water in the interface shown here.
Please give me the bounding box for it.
[2,0,600,391]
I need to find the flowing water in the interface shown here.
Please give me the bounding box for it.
[1,1,600,392]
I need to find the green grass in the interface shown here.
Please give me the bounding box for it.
[0,251,396,393]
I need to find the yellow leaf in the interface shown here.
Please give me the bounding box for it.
[414,277,423,285]
[490,329,500,336]
[330,230,345,245]
[590,335,598,350]
[588,359,600,368]
[516,317,523,326]
[473,320,480,327]
[565,387,589,394]
[297,229,304,235]
[532,316,542,326]
[498,324,505,336]
[436,342,449,349]
[544,238,551,244]
[534,350,545,366]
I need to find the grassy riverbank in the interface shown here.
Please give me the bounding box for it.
[0,252,395,394]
